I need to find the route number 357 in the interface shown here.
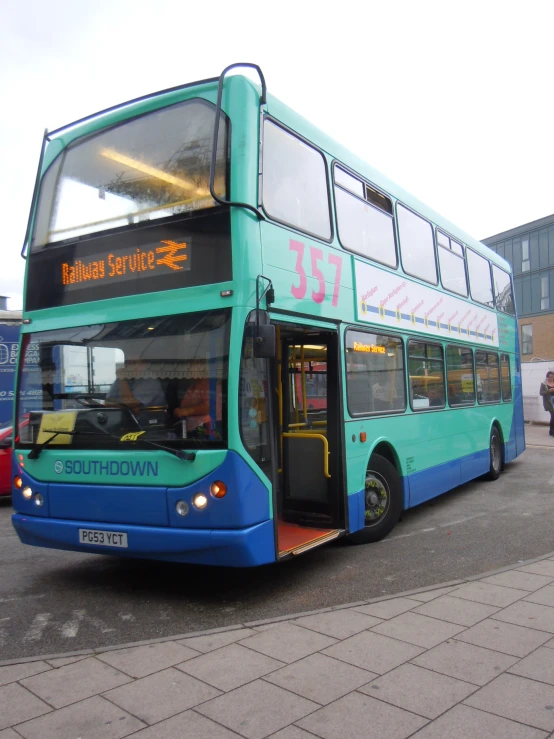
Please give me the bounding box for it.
[289,239,343,306]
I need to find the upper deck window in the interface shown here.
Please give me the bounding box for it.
[334,166,396,268]
[262,121,331,240]
[397,205,437,284]
[437,229,468,296]
[491,264,515,315]
[334,167,364,197]
[32,99,228,249]
[467,249,494,307]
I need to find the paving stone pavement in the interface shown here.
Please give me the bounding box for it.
[2,553,554,738]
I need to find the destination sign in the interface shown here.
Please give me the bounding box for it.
[61,240,190,289]
[353,342,386,354]
[25,212,232,311]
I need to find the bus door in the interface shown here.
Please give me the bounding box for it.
[274,326,344,557]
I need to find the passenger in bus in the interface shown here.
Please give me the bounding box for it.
[106,360,166,413]
[173,377,221,438]
[539,371,554,436]
[428,387,445,408]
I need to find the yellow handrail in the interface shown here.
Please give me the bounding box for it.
[282,432,331,478]
[291,345,299,427]
[288,421,327,428]
[301,344,307,423]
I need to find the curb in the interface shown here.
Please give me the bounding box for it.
[2,548,553,668]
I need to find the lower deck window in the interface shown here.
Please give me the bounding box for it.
[409,340,445,410]
[476,351,501,403]
[447,345,475,406]
[501,354,512,401]
[345,330,405,415]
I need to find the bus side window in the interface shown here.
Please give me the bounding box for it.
[446,345,475,406]
[408,340,445,411]
[345,330,405,416]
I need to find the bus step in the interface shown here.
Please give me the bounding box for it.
[278,523,343,557]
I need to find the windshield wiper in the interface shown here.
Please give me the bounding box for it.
[120,436,197,461]
[27,418,197,462]
[28,429,84,459]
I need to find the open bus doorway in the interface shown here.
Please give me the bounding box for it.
[273,324,345,557]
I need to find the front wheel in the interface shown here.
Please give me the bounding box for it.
[348,454,402,544]
[486,427,503,481]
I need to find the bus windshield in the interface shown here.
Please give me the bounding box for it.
[17,310,230,449]
[32,98,228,249]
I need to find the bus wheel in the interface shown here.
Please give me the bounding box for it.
[486,427,503,481]
[349,454,402,544]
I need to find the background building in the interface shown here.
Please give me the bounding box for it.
[483,214,554,362]
[0,296,22,426]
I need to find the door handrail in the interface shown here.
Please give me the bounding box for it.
[287,421,327,429]
[282,432,331,478]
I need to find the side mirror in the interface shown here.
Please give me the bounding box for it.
[254,324,276,358]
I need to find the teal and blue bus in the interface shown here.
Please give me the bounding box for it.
[11,64,525,566]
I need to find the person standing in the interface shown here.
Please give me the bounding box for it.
[540,371,554,436]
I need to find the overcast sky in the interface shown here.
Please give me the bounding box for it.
[2,0,553,310]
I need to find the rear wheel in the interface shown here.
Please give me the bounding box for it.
[486,427,503,481]
[349,454,402,544]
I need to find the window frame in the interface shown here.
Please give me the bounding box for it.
[332,161,398,269]
[436,228,469,297]
[32,97,232,252]
[446,344,476,407]
[491,263,516,316]
[238,311,272,476]
[522,237,530,272]
[475,350,501,405]
[541,273,550,311]
[396,202,439,286]
[521,324,533,355]
[261,116,333,243]
[408,339,446,412]
[344,327,406,418]
[500,353,512,402]
[466,247,494,307]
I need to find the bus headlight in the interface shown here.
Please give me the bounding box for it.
[192,493,208,510]
[175,500,189,517]
[22,486,33,500]
[14,476,22,489]
[34,493,44,507]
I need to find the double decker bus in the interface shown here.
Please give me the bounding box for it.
[12,63,524,566]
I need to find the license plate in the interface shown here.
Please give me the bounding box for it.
[79,529,128,548]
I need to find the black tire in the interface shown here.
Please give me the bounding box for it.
[486,427,503,481]
[348,454,403,544]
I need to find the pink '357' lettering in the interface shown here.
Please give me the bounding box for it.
[289,240,307,299]
[310,248,325,304]
[328,254,342,307]
[289,239,343,306]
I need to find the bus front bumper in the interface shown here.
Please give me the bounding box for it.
[11,513,276,567]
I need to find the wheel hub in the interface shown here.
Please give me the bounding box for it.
[364,475,389,525]
[368,491,380,507]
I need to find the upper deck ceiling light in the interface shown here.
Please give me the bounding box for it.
[100,148,209,196]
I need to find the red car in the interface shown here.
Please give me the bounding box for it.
[0,424,13,496]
